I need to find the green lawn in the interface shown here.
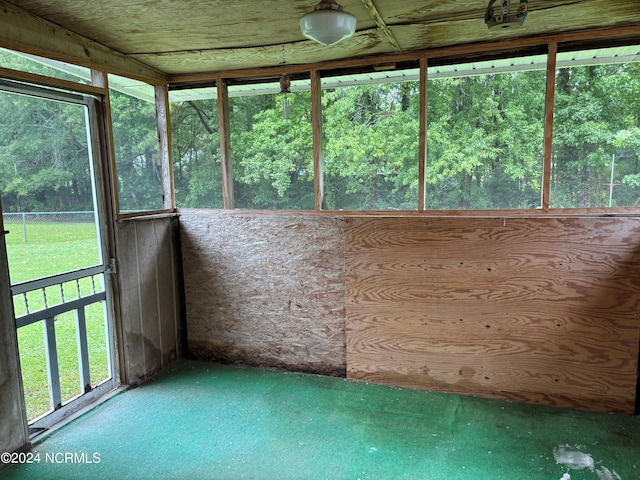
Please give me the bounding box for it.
[4,220,110,421]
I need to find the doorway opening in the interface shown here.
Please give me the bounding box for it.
[0,79,117,433]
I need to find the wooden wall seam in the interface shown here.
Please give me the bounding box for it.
[116,216,181,384]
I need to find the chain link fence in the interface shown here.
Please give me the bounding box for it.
[2,211,95,244]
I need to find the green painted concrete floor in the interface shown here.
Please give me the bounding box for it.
[2,360,639,480]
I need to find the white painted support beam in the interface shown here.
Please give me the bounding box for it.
[43,317,62,410]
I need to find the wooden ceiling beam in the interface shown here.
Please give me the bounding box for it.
[360,0,402,52]
[0,0,165,83]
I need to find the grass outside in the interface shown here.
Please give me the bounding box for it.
[4,220,110,421]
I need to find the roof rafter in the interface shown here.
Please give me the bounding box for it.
[360,0,402,52]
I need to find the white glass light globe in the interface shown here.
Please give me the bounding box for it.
[300,8,356,45]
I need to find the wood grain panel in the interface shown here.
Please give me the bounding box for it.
[155,218,178,366]
[116,215,181,384]
[116,218,145,382]
[345,216,640,413]
[180,212,346,376]
[8,0,639,76]
[133,219,162,373]
[392,1,640,53]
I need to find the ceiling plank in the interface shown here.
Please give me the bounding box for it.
[131,29,393,75]
[392,0,640,53]
[373,0,581,26]
[360,0,402,52]
[0,0,165,82]
[166,24,640,85]
[5,0,638,78]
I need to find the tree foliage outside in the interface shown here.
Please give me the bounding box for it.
[552,59,640,207]
[2,47,640,214]
[230,89,314,210]
[323,79,420,210]
[0,52,167,215]
[170,96,223,208]
[427,65,546,209]
[0,90,94,213]
[0,47,91,85]
[0,49,97,214]
[108,75,164,212]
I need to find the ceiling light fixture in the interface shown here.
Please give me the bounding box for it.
[300,0,357,46]
[485,0,528,29]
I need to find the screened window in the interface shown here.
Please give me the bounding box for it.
[426,55,547,210]
[321,68,420,210]
[229,77,314,210]
[169,87,223,208]
[0,47,91,85]
[550,45,640,208]
[108,74,164,212]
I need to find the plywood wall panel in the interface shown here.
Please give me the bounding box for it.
[155,217,179,366]
[116,218,145,382]
[116,215,182,384]
[180,212,346,376]
[345,216,640,414]
[133,219,162,373]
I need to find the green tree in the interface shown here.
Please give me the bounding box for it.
[170,98,223,208]
[109,90,164,211]
[0,91,93,212]
[230,91,314,209]
[552,62,640,207]
[323,81,420,210]
[427,69,545,209]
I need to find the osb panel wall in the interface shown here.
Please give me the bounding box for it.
[179,212,346,376]
[116,215,183,384]
[345,217,640,414]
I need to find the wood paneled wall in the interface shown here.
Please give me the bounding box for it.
[179,212,346,376]
[345,216,640,414]
[116,215,183,384]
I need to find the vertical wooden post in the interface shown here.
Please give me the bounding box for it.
[155,85,174,210]
[217,78,234,209]
[91,71,120,216]
[541,42,557,210]
[311,69,324,210]
[418,56,428,211]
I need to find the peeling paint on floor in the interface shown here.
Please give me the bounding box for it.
[596,466,622,480]
[553,445,623,480]
[553,445,595,471]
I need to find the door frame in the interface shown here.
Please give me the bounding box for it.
[0,78,120,433]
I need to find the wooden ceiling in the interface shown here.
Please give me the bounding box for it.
[2,0,640,77]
